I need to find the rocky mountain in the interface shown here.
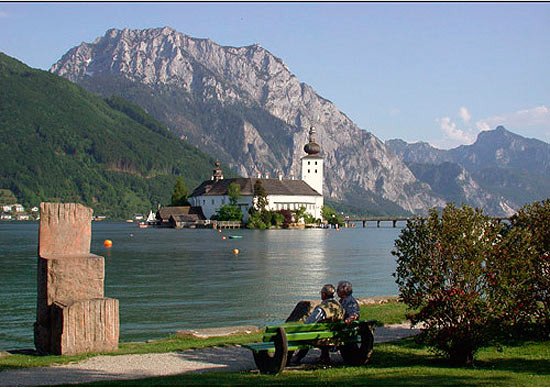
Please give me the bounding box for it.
[0,52,216,218]
[386,127,550,216]
[51,27,444,215]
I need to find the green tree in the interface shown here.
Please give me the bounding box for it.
[253,180,268,211]
[246,211,268,230]
[171,177,189,206]
[321,205,344,226]
[293,206,316,224]
[392,204,505,365]
[216,204,243,222]
[0,189,17,205]
[489,199,550,338]
[227,182,241,205]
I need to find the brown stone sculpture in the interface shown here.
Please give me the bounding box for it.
[34,202,119,355]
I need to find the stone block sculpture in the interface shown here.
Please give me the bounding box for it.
[34,202,119,355]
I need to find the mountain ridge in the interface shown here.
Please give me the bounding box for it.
[49,27,548,216]
[386,127,550,215]
[51,26,445,216]
[0,51,216,218]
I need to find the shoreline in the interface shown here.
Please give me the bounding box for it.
[1,296,402,353]
[0,322,420,387]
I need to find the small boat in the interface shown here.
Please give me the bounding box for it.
[228,235,243,239]
[145,210,156,223]
[137,210,156,228]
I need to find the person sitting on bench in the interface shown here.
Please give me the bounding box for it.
[292,284,344,365]
[337,280,360,324]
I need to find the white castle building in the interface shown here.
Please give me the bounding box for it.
[188,126,324,221]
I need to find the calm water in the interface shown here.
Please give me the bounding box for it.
[0,222,403,350]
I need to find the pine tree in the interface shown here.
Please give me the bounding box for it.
[171,177,189,206]
[253,180,268,211]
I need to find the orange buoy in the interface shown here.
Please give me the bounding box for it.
[232,248,239,255]
[103,239,113,248]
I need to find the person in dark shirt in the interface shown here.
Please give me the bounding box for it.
[337,280,360,324]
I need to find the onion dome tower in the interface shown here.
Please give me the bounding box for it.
[301,126,323,196]
[211,161,224,181]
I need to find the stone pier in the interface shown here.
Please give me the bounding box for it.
[34,202,119,355]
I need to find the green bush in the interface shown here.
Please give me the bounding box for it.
[246,210,268,229]
[321,205,344,226]
[393,200,550,365]
[393,204,505,365]
[489,199,550,338]
[216,204,243,222]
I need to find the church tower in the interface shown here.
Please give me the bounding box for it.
[211,161,224,181]
[301,126,323,196]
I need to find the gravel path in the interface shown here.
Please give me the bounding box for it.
[0,324,419,386]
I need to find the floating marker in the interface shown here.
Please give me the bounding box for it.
[232,248,240,255]
[103,239,113,248]
[222,236,227,240]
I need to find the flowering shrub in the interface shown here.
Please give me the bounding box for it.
[393,200,550,364]
[277,209,293,228]
[392,204,505,365]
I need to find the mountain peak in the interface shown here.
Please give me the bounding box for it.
[50,27,449,214]
[476,125,522,145]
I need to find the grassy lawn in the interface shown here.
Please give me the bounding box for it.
[80,339,550,386]
[2,301,548,386]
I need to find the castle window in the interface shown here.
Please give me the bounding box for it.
[308,169,310,173]
[211,199,215,205]
[315,169,317,173]
[308,161,311,165]
[315,161,318,165]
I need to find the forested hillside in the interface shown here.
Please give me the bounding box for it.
[0,52,217,218]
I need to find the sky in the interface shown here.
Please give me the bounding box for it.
[1,2,549,149]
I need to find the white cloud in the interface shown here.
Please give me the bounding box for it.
[476,106,550,134]
[432,105,550,149]
[432,117,476,149]
[459,106,471,124]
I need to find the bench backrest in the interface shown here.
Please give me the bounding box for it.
[262,320,363,343]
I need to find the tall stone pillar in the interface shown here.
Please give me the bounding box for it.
[34,202,119,355]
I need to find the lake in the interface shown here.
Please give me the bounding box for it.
[0,222,403,350]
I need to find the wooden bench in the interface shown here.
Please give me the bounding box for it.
[243,320,375,374]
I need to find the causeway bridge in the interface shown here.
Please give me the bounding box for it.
[345,217,410,228]
[344,216,511,228]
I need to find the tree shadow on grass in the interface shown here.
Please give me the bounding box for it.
[371,338,549,378]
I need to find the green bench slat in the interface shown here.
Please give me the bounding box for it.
[264,322,352,333]
[243,341,313,353]
[262,328,359,342]
[262,330,338,342]
[244,320,371,354]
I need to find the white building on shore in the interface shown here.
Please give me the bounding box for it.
[188,127,324,221]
